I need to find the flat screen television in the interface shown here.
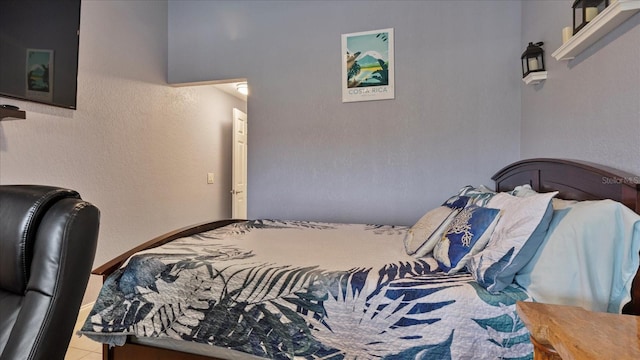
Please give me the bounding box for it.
[0,0,81,109]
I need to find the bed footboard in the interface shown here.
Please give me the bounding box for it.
[92,219,245,280]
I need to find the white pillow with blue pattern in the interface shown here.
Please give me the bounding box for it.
[467,191,557,292]
[404,196,471,257]
[433,205,502,274]
[457,185,497,206]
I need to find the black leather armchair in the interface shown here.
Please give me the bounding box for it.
[0,185,100,360]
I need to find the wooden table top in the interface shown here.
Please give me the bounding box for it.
[516,301,640,360]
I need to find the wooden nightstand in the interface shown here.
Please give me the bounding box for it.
[516,301,640,360]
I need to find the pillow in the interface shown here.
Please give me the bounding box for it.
[457,185,496,206]
[509,184,538,198]
[468,191,557,292]
[500,183,578,209]
[458,184,541,201]
[404,196,470,257]
[552,198,578,210]
[498,184,581,211]
[433,205,502,274]
[514,200,640,313]
[404,207,459,256]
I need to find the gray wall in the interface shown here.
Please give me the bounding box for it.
[169,0,523,225]
[521,0,640,175]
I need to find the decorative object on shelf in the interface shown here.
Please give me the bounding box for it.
[562,26,574,43]
[553,0,640,61]
[236,82,248,95]
[521,42,548,85]
[0,104,26,120]
[573,0,609,34]
[521,42,545,76]
[1,104,20,111]
[586,7,599,21]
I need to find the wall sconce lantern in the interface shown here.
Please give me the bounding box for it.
[573,0,609,34]
[521,42,547,85]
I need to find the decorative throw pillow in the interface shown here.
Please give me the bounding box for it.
[457,185,496,207]
[405,196,471,257]
[433,205,502,274]
[467,191,557,293]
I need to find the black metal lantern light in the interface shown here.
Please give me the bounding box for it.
[573,0,609,34]
[521,42,545,78]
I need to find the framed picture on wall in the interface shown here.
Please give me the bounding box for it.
[26,49,54,102]
[341,28,394,103]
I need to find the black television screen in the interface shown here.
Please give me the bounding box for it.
[0,0,81,109]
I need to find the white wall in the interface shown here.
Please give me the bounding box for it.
[169,0,523,226]
[0,0,246,303]
[521,1,640,175]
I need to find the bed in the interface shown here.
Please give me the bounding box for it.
[81,158,640,360]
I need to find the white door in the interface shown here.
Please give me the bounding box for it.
[232,108,248,219]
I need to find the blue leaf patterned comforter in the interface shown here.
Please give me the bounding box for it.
[80,220,533,359]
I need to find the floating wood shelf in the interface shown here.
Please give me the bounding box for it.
[0,108,26,120]
[552,0,640,61]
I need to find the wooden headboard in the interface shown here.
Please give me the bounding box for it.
[491,158,640,315]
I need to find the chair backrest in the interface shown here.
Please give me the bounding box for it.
[0,185,100,360]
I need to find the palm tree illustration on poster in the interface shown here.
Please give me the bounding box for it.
[342,28,394,103]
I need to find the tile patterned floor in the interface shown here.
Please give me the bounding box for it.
[65,305,102,360]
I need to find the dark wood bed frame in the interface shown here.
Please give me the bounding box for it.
[91,158,640,360]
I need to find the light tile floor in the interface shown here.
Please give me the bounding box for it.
[65,305,102,360]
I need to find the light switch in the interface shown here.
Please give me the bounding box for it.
[207,173,215,184]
